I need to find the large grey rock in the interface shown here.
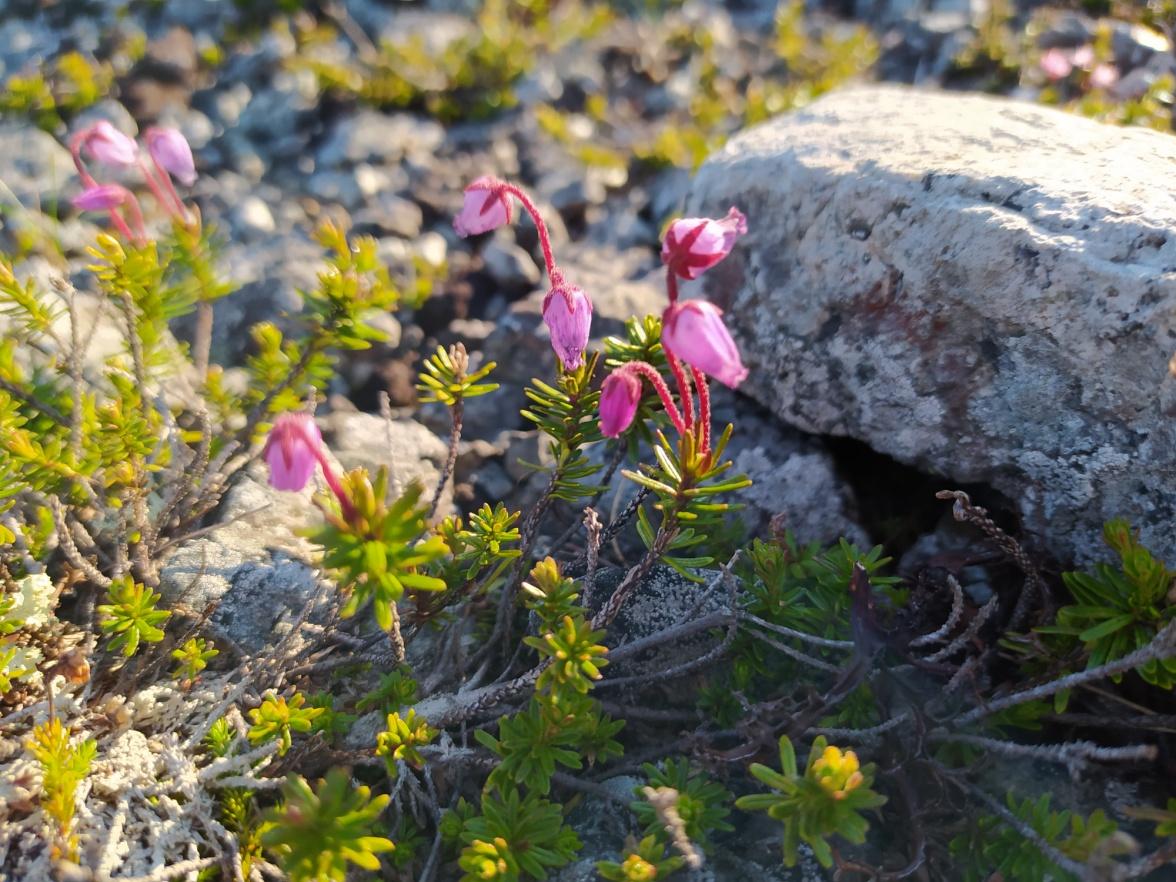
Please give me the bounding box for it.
[158,473,324,653]
[688,86,1176,565]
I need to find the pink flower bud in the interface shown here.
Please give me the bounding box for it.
[72,184,130,212]
[146,127,197,186]
[662,300,748,389]
[661,207,747,281]
[542,278,593,371]
[453,176,512,237]
[1090,63,1119,90]
[1039,48,1073,81]
[82,120,139,167]
[263,412,325,492]
[599,368,642,438]
[1071,45,1095,69]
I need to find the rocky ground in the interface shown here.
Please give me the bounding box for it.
[3,0,1173,563]
[3,0,1176,879]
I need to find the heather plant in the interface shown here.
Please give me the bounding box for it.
[4,111,1176,882]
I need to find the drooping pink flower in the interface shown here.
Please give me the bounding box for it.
[81,120,139,167]
[599,368,642,438]
[1090,63,1119,90]
[542,278,593,371]
[146,127,197,186]
[662,299,748,388]
[263,412,326,492]
[661,207,748,281]
[1071,45,1095,69]
[453,176,512,237]
[1040,48,1073,81]
[72,184,131,212]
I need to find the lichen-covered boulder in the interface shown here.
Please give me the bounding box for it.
[688,85,1176,564]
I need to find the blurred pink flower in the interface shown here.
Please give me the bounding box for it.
[72,184,130,212]
[1040,48,1073,81]
[263,412,326,492]
[661,207,748,280]
[1090,63,1119,90]
[662,299,747,388]
[1071,45,1095,69]
[146,127,197,186]
[82,120,139,167]
[599,368,642,437]
[542,278,593,371]
[453,176,512,237]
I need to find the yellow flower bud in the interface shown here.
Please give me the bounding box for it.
[622,853,657,881]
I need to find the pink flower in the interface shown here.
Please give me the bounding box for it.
[72,184,130,212]
[661,207,748,280]
[453,176,512,237]
[1071,45,1095,69]
[1040,48,1073,81]
[662,299,748,388]
[263,412,326,492]
[1090,63,1119,90]
[146,127,197,186]
[599,368,642,438]
[81,120,139,167]
[542,278,593,370]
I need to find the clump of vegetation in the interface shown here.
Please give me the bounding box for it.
[4,4,1176,878]
[0,51,115,131]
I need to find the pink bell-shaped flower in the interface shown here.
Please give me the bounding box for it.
[1039,48,1073,81]
[146,127,197,186]
[263,412,326,492]
[82,120,139,167]
[453,176,512,237]
[72,184,131,212]
[661,207,747,281]
[662,299,748,389]
[599,368,642,438]
[542,278,593,371]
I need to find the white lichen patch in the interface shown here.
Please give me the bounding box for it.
[0,669,268,881]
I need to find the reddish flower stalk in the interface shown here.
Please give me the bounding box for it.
[500,182,557,281]
[139,156,188,223]
[626,361,688,437]
[665,349,694,431]
[666,271,681,305]
[690,366,711,455]
[314,451,357,524]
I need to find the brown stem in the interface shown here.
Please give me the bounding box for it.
[193,301,213,382]
[428,396,462,522]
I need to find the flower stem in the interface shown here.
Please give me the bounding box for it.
[665,350,694,431]
[139,157,188,223]
[628,361,687,437]
[121,192,150,245]
[666,271,680,305]
[691,366,711,455]
[314,451,356,524]
[502,182,557,280]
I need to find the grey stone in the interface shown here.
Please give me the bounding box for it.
[354,192,423,238]
[317,110,445,169]
[306,170,364,209]
[317,412,452,517]
[0,126,77,210]
[687,86,1176,565]
[587,566,725,681]
[178,234,321,366]
[231,196,276,237]
[482,237,542,293]
[158,474,325,653]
